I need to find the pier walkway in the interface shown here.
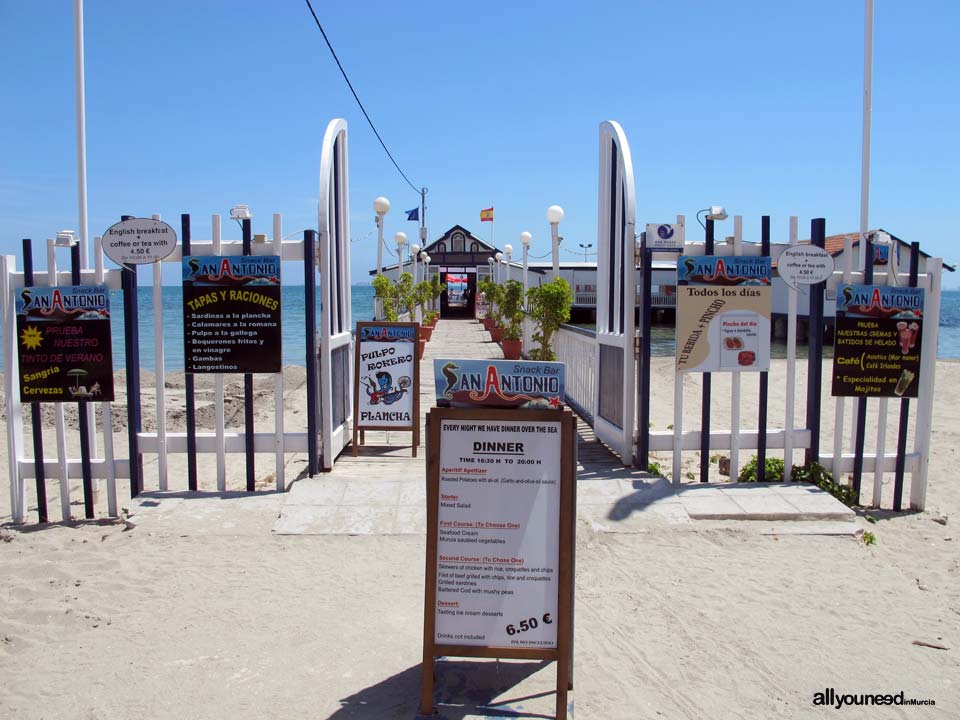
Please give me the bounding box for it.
[271,318,855,536]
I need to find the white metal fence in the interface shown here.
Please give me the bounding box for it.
[3,213,325,524]
[553,213,943,510]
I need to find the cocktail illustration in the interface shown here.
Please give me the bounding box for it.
[897,321,911,354]
[894,369,916,397]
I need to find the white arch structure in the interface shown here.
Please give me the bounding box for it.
[317,118,354,469]
[594,121,637,465]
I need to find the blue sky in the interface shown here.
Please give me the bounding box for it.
[2,1,958,285]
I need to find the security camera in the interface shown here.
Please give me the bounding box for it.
[706,206,728,221]
[55,230,77,247]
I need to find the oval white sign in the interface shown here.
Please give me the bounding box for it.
[102,218,178,265]
[777,245,834,291]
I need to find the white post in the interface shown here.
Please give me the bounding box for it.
[395,232,406,283]
[729,216,743,481]
[74,1,99,462]
[272,213,285,491]
[547,205,565,279]
[212,214,226,491]
[151,214,168,491]
[672,374,684,485]
[48,240,71,519]
[74,0,89,269]
[911,259,941,510]
[550,224,560,279]
[94,236,117,516]
[373,198,389,321]
[847,0,875,468]
[872,235,895,506]
[783,216,799,482]
[2,256,26,523]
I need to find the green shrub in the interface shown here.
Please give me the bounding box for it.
[500,280,525,341]
[371,274,398,322]
[527,277,573,361]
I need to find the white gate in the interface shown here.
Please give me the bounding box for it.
[317,118,354,469]
[594,120,637,465]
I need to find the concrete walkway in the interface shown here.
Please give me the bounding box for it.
[270,317,856,537]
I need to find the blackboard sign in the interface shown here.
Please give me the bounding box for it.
[420,407,575,719]
[16,286,114,402]
[832,284,924,398]
[182,255,282,373]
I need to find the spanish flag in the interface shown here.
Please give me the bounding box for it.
[480,207,494,222]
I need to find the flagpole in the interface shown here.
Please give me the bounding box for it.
[420,187,427,244]
[74,0,89,267]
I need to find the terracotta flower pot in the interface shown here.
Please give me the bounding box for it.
[489,326,503,343]
[420,324,434,342]
[501,338,523,360]
[481,317,495,331]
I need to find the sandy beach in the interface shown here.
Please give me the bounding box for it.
[1,354,958,719]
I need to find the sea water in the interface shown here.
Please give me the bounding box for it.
[5,285,960,371]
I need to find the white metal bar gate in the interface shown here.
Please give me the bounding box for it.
[594,120,637,466]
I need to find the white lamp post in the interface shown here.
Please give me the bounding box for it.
[421,253,431,312]
[395,231,407,281]
[411,243,421,284]
[504,243,513,283]
[373,196,390,276]
[520,231,532,298]
[546,205,564,279]
[494,251,503,283]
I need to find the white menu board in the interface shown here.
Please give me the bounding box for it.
[434,418,561,648]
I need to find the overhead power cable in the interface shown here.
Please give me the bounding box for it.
[304,0,421,196]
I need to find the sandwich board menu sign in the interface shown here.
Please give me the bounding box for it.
[16,286,115,402]
[182,255,282,373]
[353,322,420,456]
[832,284,924,398]
[676,255,772,373]
[420,403,575,719]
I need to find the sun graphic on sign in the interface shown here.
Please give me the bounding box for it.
[20,325,43,350]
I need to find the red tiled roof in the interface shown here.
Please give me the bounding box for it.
[823,231,874,256]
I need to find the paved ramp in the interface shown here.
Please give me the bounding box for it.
[274,318,856,536]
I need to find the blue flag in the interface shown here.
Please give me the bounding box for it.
[405,208,419,222]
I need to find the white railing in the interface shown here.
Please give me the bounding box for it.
[554,325,597,422]
[574,290,676,307]
[4,212,317,524]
